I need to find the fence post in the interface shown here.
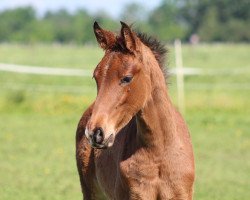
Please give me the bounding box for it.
[174,39,185,115]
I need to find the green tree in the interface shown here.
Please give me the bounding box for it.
[148,0,187,41]
[43,9,75,43]
[0,7,36,42]
[198,6,221,41]
[179,0,250,41]
[0,0,249,43]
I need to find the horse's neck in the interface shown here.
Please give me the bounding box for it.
[136,71,177,150]
[136,92,176,149]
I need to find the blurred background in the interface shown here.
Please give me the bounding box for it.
[0,0,249,199]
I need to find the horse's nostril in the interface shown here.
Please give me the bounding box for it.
[93,128,104,144]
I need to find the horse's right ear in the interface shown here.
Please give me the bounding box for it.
[120,21,138,53]
[93,22,116,50]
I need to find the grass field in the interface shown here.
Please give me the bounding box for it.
[0,43,249,200]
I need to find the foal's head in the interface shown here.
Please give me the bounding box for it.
[85,22,167,148]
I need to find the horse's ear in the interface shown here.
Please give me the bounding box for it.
[93,21,116,50]
[120,21,138,53]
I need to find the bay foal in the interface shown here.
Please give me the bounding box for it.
[76,22,195,200]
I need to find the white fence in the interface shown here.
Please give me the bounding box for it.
[3,62,249,76]
[0,63,92,76]
[0,41,249,114]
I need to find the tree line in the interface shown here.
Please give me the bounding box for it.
[0,0,249,44]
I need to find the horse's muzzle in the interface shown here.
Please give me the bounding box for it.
[93,127,104,144]
[85,127,114,149]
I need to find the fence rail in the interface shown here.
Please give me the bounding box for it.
[1,63,249,76]
[0,63,92,76]
[1,64,249,92]
[0,49,249,113]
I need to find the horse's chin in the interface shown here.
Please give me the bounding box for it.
[90,133,115,149]
[91,144,108,149]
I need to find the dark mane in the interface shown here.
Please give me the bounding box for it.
[136,32,168,74]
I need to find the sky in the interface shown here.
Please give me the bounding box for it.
[0,0,162,18]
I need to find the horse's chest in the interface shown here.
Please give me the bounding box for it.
[94,151,184,200]
[120,159,160,182]
[119,156,176,198]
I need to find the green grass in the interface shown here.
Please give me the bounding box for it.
[0,113,82,200]
[0,43,249,200]
[0,43,103,69]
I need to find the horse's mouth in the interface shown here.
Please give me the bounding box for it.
[91,144,108,149]
[90,133,114,149]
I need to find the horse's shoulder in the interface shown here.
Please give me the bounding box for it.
[76,102,95,144]
[76,103,95,172]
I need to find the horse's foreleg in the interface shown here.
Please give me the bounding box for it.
[76,158,94,200]
[76,137,96,200]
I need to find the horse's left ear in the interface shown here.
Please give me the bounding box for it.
[120,21,138,53]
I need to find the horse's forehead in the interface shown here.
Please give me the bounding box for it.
[100,52,129,69]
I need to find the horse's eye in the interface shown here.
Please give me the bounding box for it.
[121,76,133,84]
